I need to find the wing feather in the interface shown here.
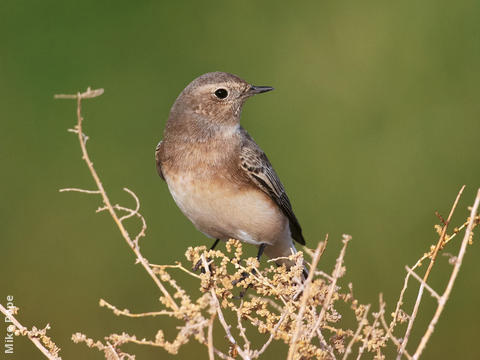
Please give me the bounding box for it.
[239,130,305,245]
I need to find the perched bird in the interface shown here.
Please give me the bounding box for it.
[156,72,305,273]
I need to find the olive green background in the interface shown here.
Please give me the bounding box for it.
[1,1,479,359]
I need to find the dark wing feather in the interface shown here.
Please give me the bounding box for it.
[240,131,305,245]
[155,141,165,180]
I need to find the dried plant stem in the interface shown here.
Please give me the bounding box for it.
[356,299,384,360]
[252,312,288,358]
[405,266,440,300]
[208,313,216,360]
[412,188,480,359]
[55,88,178,312]
[342,304,371,360]
[396,185,465,359]
[308,235,350,342]
[99,299,175,318]
[106,342,121,360]
[287,237,327,360]
[378,296,412,360]
[0,304,60,360]
[211,288,250,360]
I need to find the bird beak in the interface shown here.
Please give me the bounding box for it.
[248,85,274,95]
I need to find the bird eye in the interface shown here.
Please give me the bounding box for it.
[214,88,228,99]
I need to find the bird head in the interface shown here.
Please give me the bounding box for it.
[168,72,273,130]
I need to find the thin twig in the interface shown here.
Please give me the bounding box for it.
[60,188,101,194]
[342,304,371,360]
[56,89,178,312]
[106,342,121,360]
[237,302,251,354]
[412,188,480,359]
[151,262,202,279]
[252,312,287,358]
[386,256,422,344]
[378,300,412,359]
[0,304,61,360]
[208,313,216,360]
[54,87,104,99]
[202,251,251,360]
[287,237,327,360]
[308,235,351,342]
[397,185,465,359]
[99,299,175,318]
[356,296,385,360]
[405,266,440,300]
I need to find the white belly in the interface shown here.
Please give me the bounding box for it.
[165,173,290,247]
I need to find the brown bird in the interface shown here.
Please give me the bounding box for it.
[155,72,305,272]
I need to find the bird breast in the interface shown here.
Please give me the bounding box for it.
[165,171,290,246]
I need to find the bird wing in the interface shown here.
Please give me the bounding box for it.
[239,130,305,245]
[155,140,165,180]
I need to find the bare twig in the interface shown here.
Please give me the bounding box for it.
[287,237,327,360]
[56,88,178,312]
[237,303,251,354]
[412,188,480,359]
[60,188,101,194]
[106,342,121,360]
[54,87,104,99]
[308,235,351,342]
[378,296,412,360]
[99,299,175,318]
[151,262,202,279]
[208,313,216,360]
[405,266,440,300]
[252,312,287,358]
[342,304,371,360]
[397,186,465,359]
[356,297,384,360]
[0,304,61,360]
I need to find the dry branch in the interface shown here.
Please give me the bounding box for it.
[0,304,61,360]
[397,186,465,359]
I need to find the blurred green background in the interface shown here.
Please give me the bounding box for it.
[1,0,479,359]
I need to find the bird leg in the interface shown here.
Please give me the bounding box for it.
[256,243,266,260]
[193,239,220,272]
